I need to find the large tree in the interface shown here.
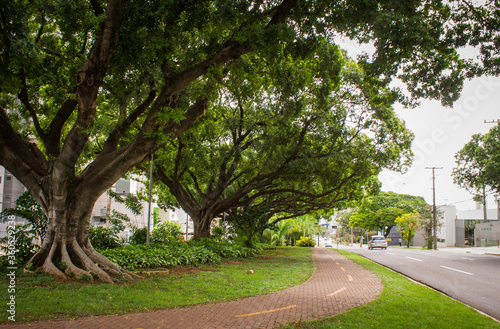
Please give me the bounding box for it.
[0,0,476,281]
[349,192,431,237]
[0,0,304,282]
[154,43,413,239]
[452,122,500,195]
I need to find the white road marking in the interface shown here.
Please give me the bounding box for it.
[440,265,474,276]
[405,257,423,262]
[386,252,396,255]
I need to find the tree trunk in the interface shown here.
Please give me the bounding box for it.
[25,185,130,283]
[190,211,215,240]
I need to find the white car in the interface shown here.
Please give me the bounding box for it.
[368,236,388,250]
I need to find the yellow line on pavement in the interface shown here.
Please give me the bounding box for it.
[340,267,346,272]
[348,275,353,282]
[235,305,297,318]
[327,287,347,297]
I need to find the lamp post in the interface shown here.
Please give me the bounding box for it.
[146,153,154,247]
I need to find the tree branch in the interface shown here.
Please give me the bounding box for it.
[102,89,157,155]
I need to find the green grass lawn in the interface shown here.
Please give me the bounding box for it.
[0,247,313,323]
[281,250,500,329]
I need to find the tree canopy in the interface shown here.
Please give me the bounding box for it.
[0,0,492,281]
[395,212,421,248]
[153,41,413,238]
[348,192,431,236]
[448,0,500,76]
[452,122,500,195]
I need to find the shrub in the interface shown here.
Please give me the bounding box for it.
[89,225,121,250]
[130,227,148,245]
[101,244,221,269]
[100,241,262,269]
[0,223,40,265]
[188,239,260,259]
[151,221,183,244]
[295,236,316,247]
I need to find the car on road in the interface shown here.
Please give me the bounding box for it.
[368,236,388,250]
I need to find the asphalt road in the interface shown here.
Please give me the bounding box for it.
[339,245,500,321]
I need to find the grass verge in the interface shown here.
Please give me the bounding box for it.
[0,247,313,323]
[281,250,500,329]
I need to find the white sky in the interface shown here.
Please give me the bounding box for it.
[379,75,500,210]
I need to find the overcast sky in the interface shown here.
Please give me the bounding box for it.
[378,75,500,211]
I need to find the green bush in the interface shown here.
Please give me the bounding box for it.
[295,236,316,247]
[188,239,260,258]
[151,221,183,244]
[130,227,148,245]
[100,241,262,269]
[101,244,221,269]
[0,223,40,265]
[89,225,121,250]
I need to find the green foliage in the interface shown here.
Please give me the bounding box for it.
[0,191,48,240]
[101,244,220,269]
[100,242,259,269]
[295,236,316,247]
[0,223,40,265]
[264,216,322,247]
[88,225,121,250]
[448,0,500,76]
[0,192,49,266]
[453,122,500,195]
[130,227,148,245]
[151,221,183,244]
[395,212,421,248]
[188,239,260,259]
[1,0,495,279]
[349,192,431,236]
[226,205,272,247]
[108,190,144,216]
[154,40,416,239]
[211,226,225,241]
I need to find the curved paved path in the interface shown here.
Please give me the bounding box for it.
[1,248,383,329]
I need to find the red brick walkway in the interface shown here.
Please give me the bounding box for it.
[0,248,383,329]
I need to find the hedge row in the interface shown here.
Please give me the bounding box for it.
[100,242,260,269]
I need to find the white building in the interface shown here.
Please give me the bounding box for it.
[439,203,499,247]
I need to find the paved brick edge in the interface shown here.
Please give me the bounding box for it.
[0,248,383,329]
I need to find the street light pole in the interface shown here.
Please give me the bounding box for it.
[426,167,442,250]
[146,153,154,247]
[483,185,487,223]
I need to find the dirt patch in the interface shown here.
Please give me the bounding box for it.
[256,255,279,260]
[223,260,246,265]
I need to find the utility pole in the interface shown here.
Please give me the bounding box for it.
[482,120,498,221]
[426,167,443,250]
